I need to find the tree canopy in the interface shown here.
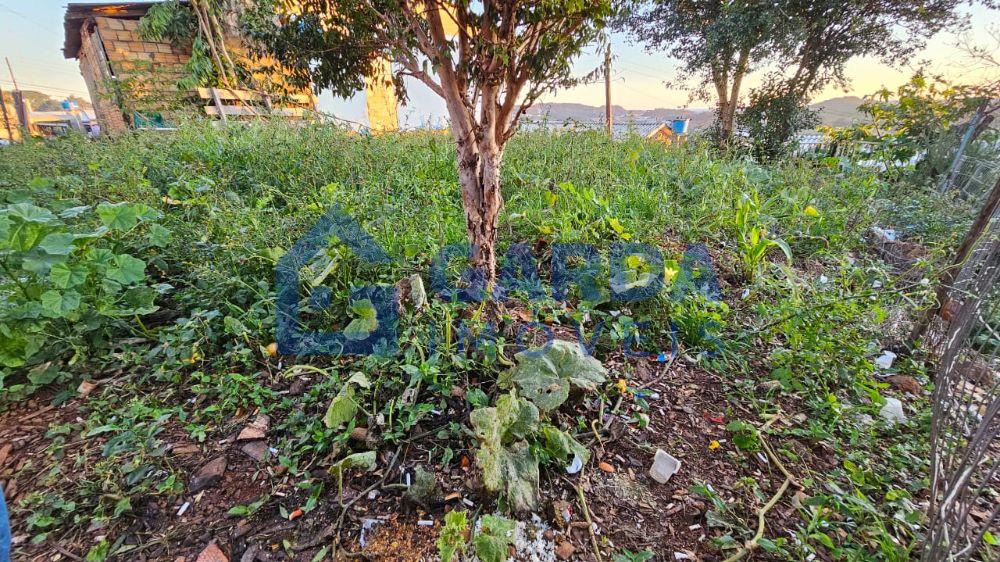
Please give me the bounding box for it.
[619,0,984,150]
[247,0,615,287]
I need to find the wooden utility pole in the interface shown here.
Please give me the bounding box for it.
[910,174,1000,344]
[0,82,14,143]
[604,44,612,136]
[5,57,27,135]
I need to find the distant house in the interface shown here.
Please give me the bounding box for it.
[520,118,684,143]
[62,2,318,135]
[31,108,100,138]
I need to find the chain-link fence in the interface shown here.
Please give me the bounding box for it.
[923,205,1000,561]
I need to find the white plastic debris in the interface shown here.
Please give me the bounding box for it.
[649,449,681,484]
[875,350,897,369]
[566,454,584,474]
[872,226,897,241]
[360,518,382,548]
[176,501,190,517]
[819,275,829,284]
[880,397,906,425]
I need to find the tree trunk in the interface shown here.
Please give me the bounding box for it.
[457,141,504,291]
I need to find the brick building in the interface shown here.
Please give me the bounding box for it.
[63,2,322,134]
[63,2,401,135]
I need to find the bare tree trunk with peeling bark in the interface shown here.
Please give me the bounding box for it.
[269,0,609,293]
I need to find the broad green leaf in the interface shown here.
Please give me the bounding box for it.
[506,340,606,411]
[40,290,82,317]
[323,389,358,429]
[6,203,56,224]
[59,205,90,218]
[147,224,171,247]
[540,426,590,464]
[473,515,516,562]
[86,248,115,267]
[343,298,377,340]
[110,286,158,316]
[96,202,151,231]
[4,217,50,251]
[470,394,541,511]
[106,254,146,285]
[27,363,62,385]
[38,233,77,255]
[330,451,377,479]
[437,510,468,562]
[323,372,371,429]
[495,392,539,440]
[50,263,88,288]
[344,371,371,389]
[22,251,66,275]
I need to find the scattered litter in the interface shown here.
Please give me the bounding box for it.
[741,288,751,299]
[566,454,583,474]
[176,501,190,517]
[819,275,829,284]
[655,352,671,362]
[875,350,896,369]
[872,226,897,241]
[705,412,724,424]
[674,552,692,560]
[417,519,434,526]
[77,380,97,397]
[880,397,906,424]
[462,498,475,507]
[598,461,615,473]
[649,449,681,484]
[360,518,382,548]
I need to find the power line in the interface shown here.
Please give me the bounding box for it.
[0,6,48,32]
[0,79,89,97]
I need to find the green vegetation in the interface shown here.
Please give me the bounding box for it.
[0,123,980,560]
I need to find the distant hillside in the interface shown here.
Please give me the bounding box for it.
[526,96,868,129]
[810,96,868,127]
[525,103,715,129]
[1,90,92,112]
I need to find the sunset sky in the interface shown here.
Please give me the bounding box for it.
[2,1,997,127]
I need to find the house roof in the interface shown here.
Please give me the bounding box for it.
[63,2,173,59]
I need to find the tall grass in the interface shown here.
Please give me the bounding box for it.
[0,123,888,322]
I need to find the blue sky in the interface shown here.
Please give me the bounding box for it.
[1,1,997,127]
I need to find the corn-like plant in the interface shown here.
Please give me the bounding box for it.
[734,192,792,281]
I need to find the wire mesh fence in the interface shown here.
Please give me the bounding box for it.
[923,207,1000,561]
